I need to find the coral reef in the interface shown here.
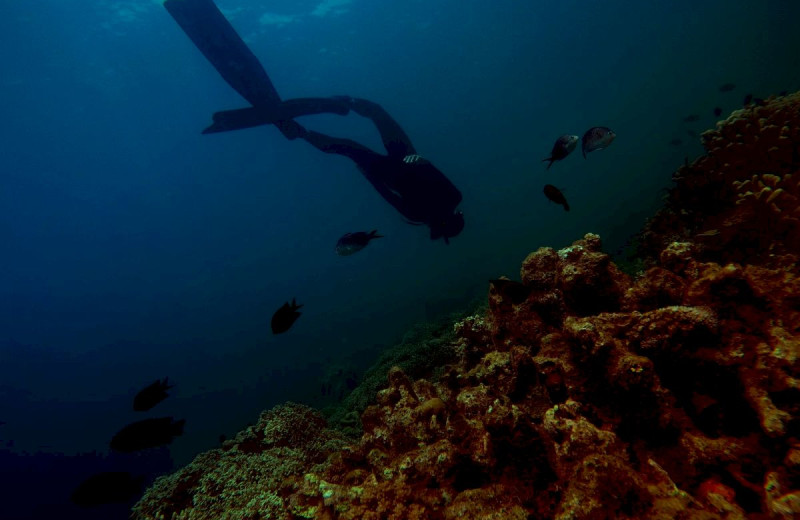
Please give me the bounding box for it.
[324,314,468,437]
[130,403,349,520]
[640,91,800,269]
[132,93,800,519]
[133,235,800,519]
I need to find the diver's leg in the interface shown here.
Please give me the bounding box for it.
[277,98,351,119]
[164,0,281,113]
[202,97,352,134]
[342,98,417,158]
[202,107,273,134]
[302,130,380,165]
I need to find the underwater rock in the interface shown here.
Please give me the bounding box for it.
[130,403,349,520]
[640,91,800,269]
[132,232,799,519]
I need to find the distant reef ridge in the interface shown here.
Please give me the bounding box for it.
[132,92,800,520]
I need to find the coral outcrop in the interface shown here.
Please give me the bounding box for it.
[640,91,800,269]
[133,235,800,520]
[132,93,800,519]
[130,403,349,520]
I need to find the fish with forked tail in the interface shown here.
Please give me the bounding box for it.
[271,298,303,334]
[542,135,579,169]
[133,377,173,411]
[581,127,616,158]
[336,230,383,256]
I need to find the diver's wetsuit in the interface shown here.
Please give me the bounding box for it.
[163,0,464,241]
[297,99,463,240]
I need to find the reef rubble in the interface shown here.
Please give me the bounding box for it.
[132,93,800,519]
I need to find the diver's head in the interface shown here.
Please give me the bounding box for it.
[429,210,464,244]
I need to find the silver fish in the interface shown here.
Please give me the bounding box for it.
[335,230,383,256]
[542,135,579,169]
[581,127,616,158]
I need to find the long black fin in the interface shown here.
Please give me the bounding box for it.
[203,107,274,134]
[164,0,281,112]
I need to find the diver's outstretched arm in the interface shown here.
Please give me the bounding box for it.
[163,0,281,113]
[345,98,417,159]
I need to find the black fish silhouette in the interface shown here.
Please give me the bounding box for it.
[543,184,570,211]
[718,83,736,92]
[133,377,173,412]
[110,417,185,452]
[271,298,303,334]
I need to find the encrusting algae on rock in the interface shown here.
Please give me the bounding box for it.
[132,93,800,519]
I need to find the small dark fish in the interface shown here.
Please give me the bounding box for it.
[687,129,698,138]
[271,298,302,334]
[718,83,736,92]
[779,90,787,96]
[683,114,700,122]
[743,93,753,105]
[713,107,722,117]
[335,230,383,256]
[133,377,173,412]
[669,138,683,146]
[218,434,226,443]
[753,97,766,106]
[542,134,578,169]
[0,420,5,426]
[71,472,144,507]
[543,184,570,211]
[489,278,531,304]
[110,417,185,452]
[581,127,616,158]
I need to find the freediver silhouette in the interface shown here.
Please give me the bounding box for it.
[163,0,464,243]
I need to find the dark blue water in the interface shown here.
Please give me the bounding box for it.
[1,0,798,517]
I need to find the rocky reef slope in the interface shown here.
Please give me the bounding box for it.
[132,93,800,519]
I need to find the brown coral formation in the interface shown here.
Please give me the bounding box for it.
[640,92,800,268]
[131,403,349,520]
[132,93,800,520]
[133,234,800,520]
